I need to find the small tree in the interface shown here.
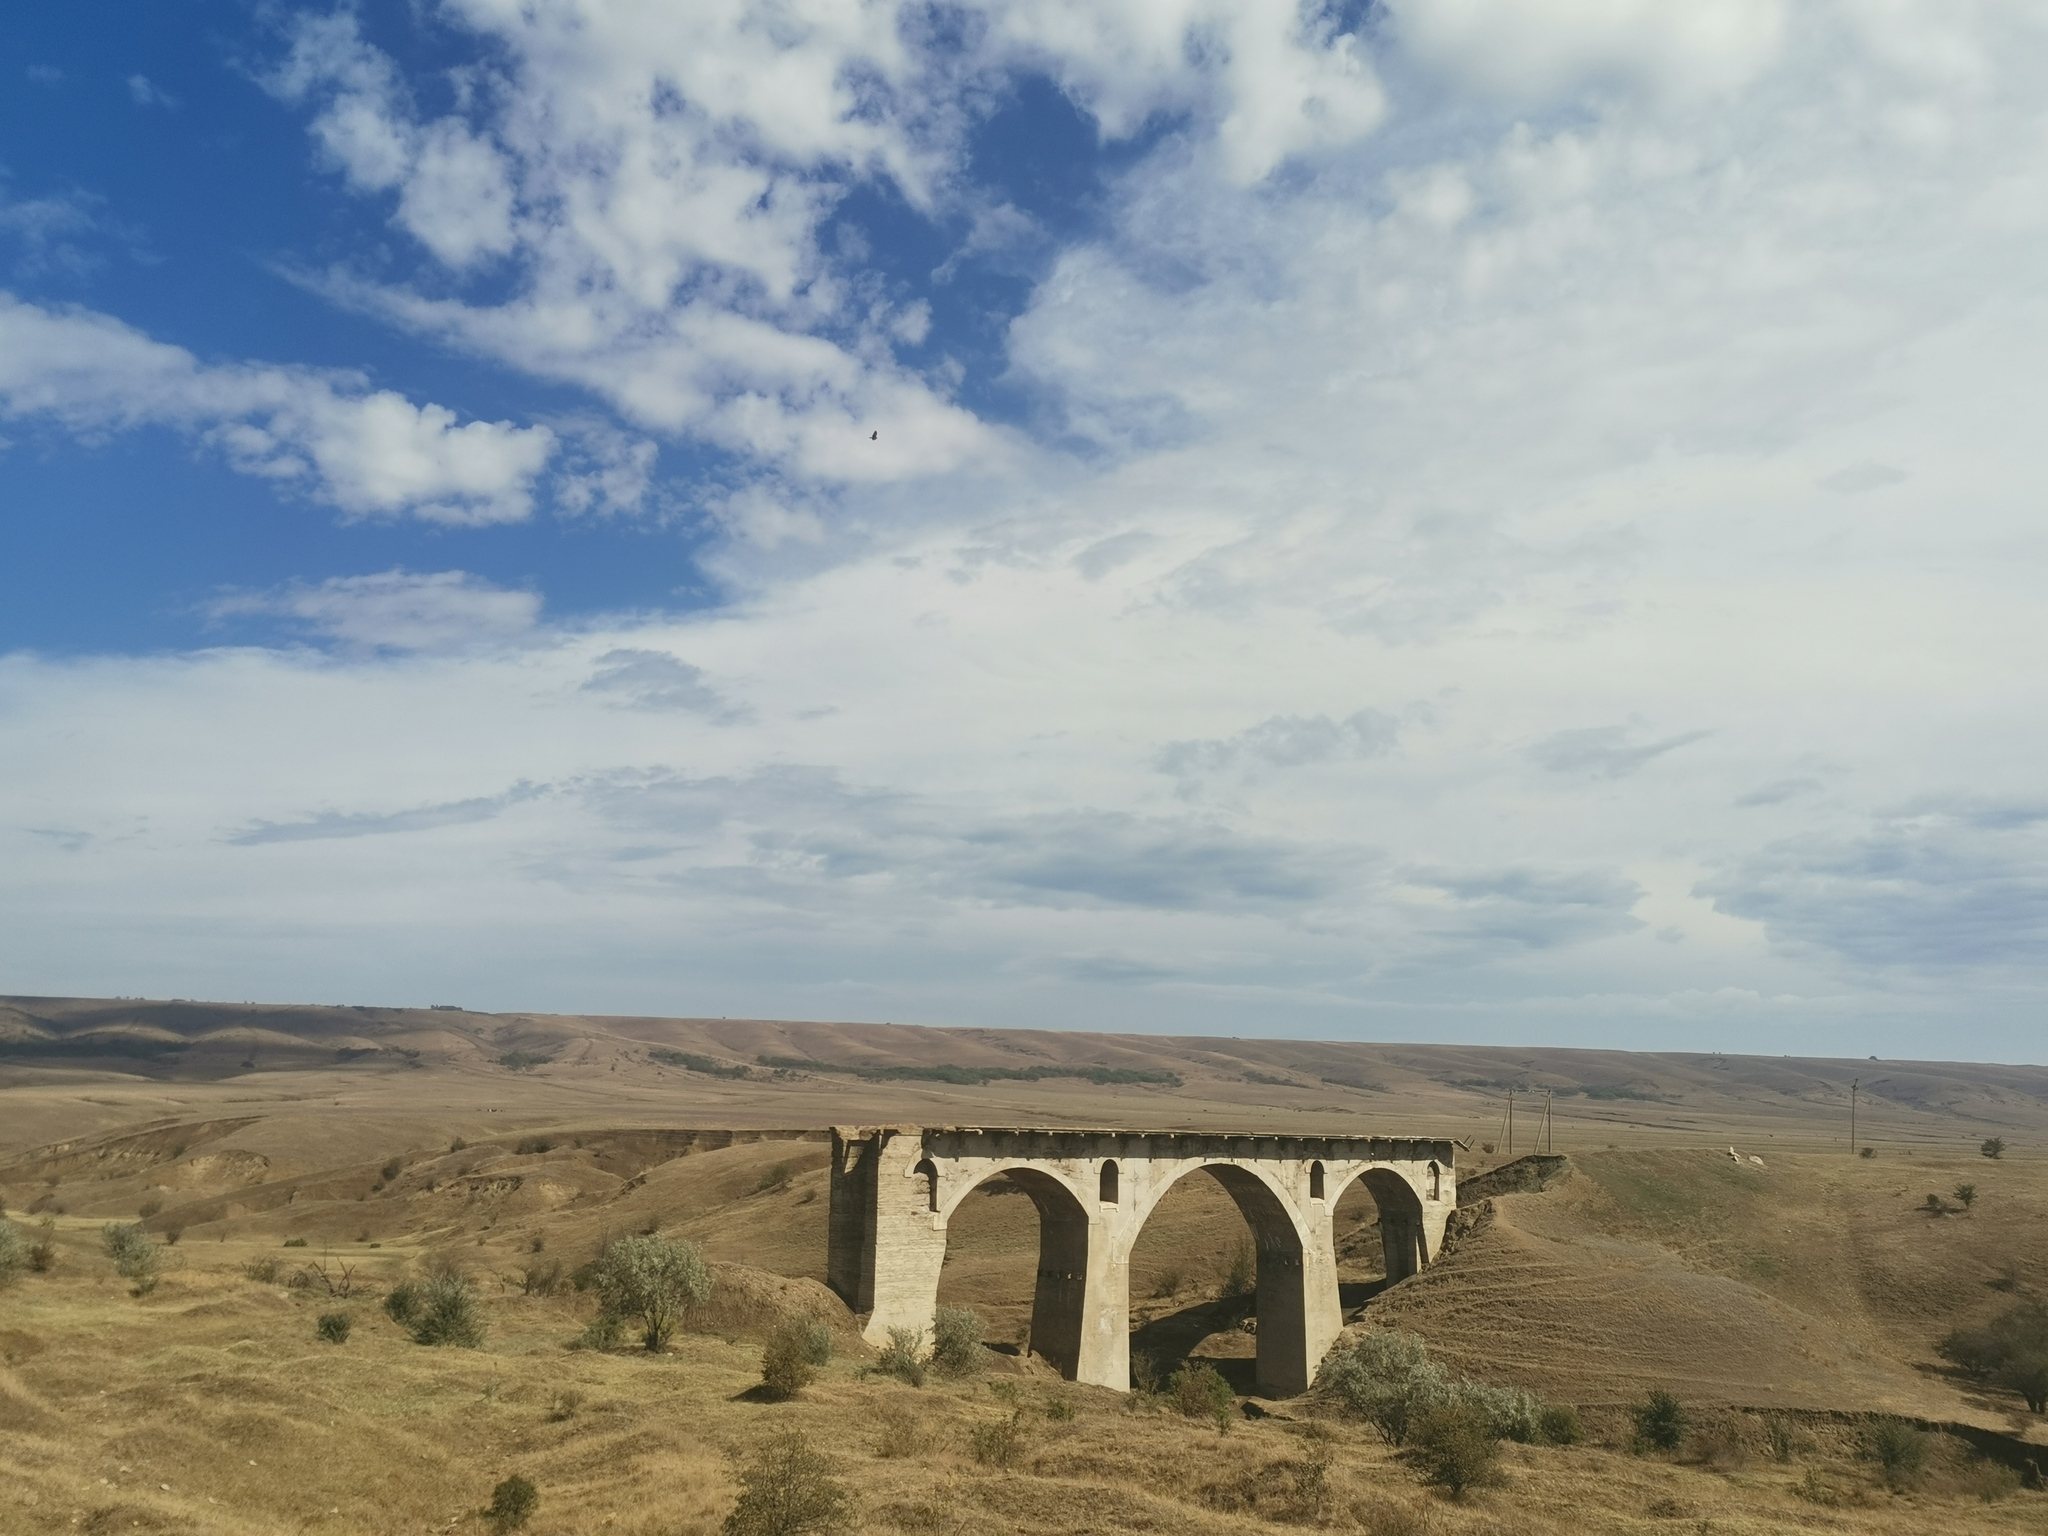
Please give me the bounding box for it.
[1981,1138,2005,1160]
[588,1234,712,1351]
[2002,1351,2048,1414]
[1631,1390,1687,1453]
[1954,1183,1978,1210]
[930,1306,984,1377]
[1408,1402,1499,1496]
[488,1475,538,1532]
[723,1431,853,1536]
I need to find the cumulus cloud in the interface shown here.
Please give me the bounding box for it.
[0,294,555,523]
[582,650,744,720]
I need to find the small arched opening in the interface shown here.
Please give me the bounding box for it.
[1427,1161,1441,1202]
[913,1157,939,1213]
[1309,1160,1326,1201]
[1099,1161,1119,1204]
[936,1167,1093,1379]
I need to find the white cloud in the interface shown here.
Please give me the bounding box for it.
[207,570,543,653]
[0,293,555,523]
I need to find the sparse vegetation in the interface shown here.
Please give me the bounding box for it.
[316,1311,352,1343]
[587,1233,712,1351]
[650,1048,751,1078]
[1981,1137,2005,1159]
[1631,1389,1688,1453]
[515,1136,553,1155]
[1954,1182,1977,1209]
[388,1272,486,1347]
[498,1051,553,1072]
[1764,1412,1796,1462]
[1860,1145,1876,1157]
[137,1195,163,1219]
[27,1217,57,1273]
[754,1161,794,1194]
[487,1474,538,1532]
[380,1157,403,1181]
[871,1403,921,1458]
[722,1431,853,1536]
[1923,1192,1948,1216]
[969,1410,1025,1467]
[1538,1404,1581,1445]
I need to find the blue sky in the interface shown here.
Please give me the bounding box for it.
[6,2,2048,1060]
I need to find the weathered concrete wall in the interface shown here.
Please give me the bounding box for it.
[827,1126,1455,1397]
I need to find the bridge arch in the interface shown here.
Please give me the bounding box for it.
[1330,1165,1431,1282]
[937,1164,1094,1377]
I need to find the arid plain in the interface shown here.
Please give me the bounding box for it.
[2,993,2045,1535]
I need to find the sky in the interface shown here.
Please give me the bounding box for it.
[4,2,2048,1061]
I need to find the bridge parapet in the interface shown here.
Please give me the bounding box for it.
[828,1124,1455,1396]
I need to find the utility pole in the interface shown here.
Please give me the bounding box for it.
[1544,1088,1554,1154]
[1507,1089,1515,1156]
[1850,1079,1858,1157]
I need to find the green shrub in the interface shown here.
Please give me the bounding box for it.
[1538,1404,1581,1446]
[875,1327,926,1387]
[722,1431,853,1536]
[283,1236,309,1247]
[0,1219,27,1288]
[1169,1362,1236,1429]
[1631,1390,1687,1453]
[576,1312,625,1351]
[138,1196,163,1219]
[487,1474,538,1532]
[761,1318,820,1400]
[515,1137,553,1155]
[929,1306,984,1377]
[1408,1401,1500,1496]
[587,1234,712,1351]
[317,1311,352,1343]
[380,1158,403,1182]
[872,1403,921,1459]
[27,1218,55,1273]
[1981,1138,2005,1159]
[407,1273,486,1348]
[1954,1183,1978,1209]
[1864,1416,1926,1488]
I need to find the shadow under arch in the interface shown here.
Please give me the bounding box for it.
[940,1165,1094,1379]
[1340,1166,1429,1283]
[1132,1163,1310,1397]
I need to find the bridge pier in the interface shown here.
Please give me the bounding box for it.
[827,1126,1454,1397]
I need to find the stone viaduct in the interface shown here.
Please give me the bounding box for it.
[826,1125,1456,1397]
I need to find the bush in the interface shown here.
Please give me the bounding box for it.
[284,1236,309,1247]
[587,1234,712,1351]
[317,1311,352,1343]
[138,1196,163,1219]
[407,1273,486,1348]
[1408,1402,1499,1496]
[488,1474,538,1532]
[1632,1390,1687,1453]
[1864,1416,1926,1488]
[1764,1413,1795,1462]
[723,1431,853,1536]
[1538,1404,1581,1446]
[1954,1183,1978,1210]
[875,1327,926,1387]
[761,1319,820,1400]
[576,1312,625,1351]
[872,1403,921,1459]
[101,1221,161,1294]
[380,1158,403,1182]
[1923,1193,1947,1216]
[515,1137,553,1156]
[970,1410,1025,1468]
[1169,1362,1236,1429]
[27,1218,56,1273]
[0,1219,26,1288]
[930,1306,984,1377]
[384,1280,423,1327]
[1859,1146,1876,1158]
[1981,1137,2005,1159]
[1220,1238,1256,1298]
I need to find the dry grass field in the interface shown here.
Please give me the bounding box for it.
[3,994,2046,1534]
